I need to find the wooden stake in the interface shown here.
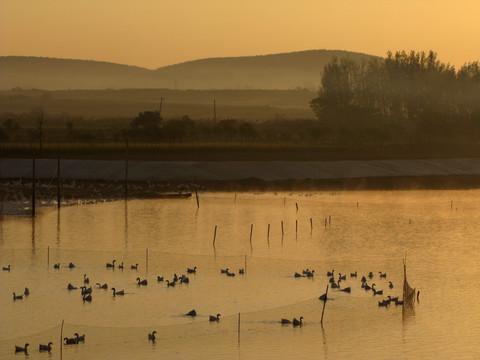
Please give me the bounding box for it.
[310,218,313,233]
[32,149,36,217]
[321,285,329,324]
[57,151,61,209]
[281,221,284,236]
[238,313,241,344]
[47,246,49,267]
[296,202,298,212]
[267,224,270,240]
[213,225,217,246]
[234,193,237,204]
[249,224,253,244]
[125,140,129,200]
[60,319,64,360]
[295,220,298,239]
[195,189,199,209]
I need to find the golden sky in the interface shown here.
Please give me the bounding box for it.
[1,0,479,69]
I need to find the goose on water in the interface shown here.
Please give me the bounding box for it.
[226,270,235,277]
[118,262,124,269]
[331,281,339,289]
[157,276,164,282]
[209,313,221,322]
[136,278,148,286]
[338,273,346,281]
[75,333,85,342]
[148,331,157,342]
[220,268,229,274]
[112,288,124,296]
[39,342,53,352]
[81,286,92,295]
[187,266,197,274]
[281,318,292,324]
[379,271,387,278]
[350,271,357,278]
[306,270,315,278]
[186,309,197,316]
[239,268,245,275]
[364,283,372,291]
[13,292,23,301]
[319,293,327,301]
[15,343,29,353]
[2,265,10,271]
[96,283,108,289]
[166,280,175,287]
[131,263,138,270]
[361,276,367,283]
[292,317,303,327]
[54,263,60,269]
[173,274,178,282]
[24,287,30,296]
[340,286,351,293]
[67,283,77,290]
[106,260,116,268]
[378,300,389,307]
[327,270,334,277]
[83,294,92,302]
[68,262,75,268]
[389,281,394,289]
[180,275,189,284]
[83,274,89,284]
[368,272,374,279]
[64,337,77,345]
[294,272,306,278]
[371,284,383,296]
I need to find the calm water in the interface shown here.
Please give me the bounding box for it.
[1,191,480,359]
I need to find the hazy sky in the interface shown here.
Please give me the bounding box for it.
[1,0,479,69]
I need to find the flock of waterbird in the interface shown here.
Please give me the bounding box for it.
[4,258,403,354]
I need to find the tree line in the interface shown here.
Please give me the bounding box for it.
[310,50,480,145]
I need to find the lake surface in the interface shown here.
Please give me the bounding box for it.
[1,190,480,359]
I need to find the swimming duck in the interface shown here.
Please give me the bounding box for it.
[293,317,303,327]
[118,262,124,269]
[327,270,334,277]
[74,333,85,343]
[39,342,53,352]
[24,287,30,296]
[83,274,89,284]
[15,343,29,353]
[368,272,374,279]
[112,288,124,296]
[180,275,189,284]
[82,294,92,302]
[281,318,292,324]
[131,263,138,270]
[220,268,229,274]
[13,292,23,301]
[106,260,116,268]
[187,266,197,274]
[136,278,148,286]
[67,283,77,290]
[64,337,77,345]
[186,309,197,316]
[226,270,235,277]
[68,262,75,268]
[361,276,367,283]
[306,270,315,278]
[157,276,164,282]
[294,272,306,278]
[350,271,357,277]
[340,286,351,293]
[166,280,175,287]
[239,268,245,275]
[371,284,383,296]
[96,283,108,289]
[389,281,394,289]
[54,263,60,269]
[379,271,387,278]
[209,313,221,322]
[148,331,157,342]
[2,265,10,271]
[81,286,92,295]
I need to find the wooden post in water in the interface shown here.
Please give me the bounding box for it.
[57,151,61,209]
[32,149,36,217]
[267,224,270,240]
[329,215,331,225]
[213,225,217,246]
[47,246,49,267]
[146,248,148,271]
[195,189,199,209]
[296,202,298,212]
[238,313,241,344]
[60,319,64,360]
[320,285,329,324]
[325,218,327,228]
[125,140,129,200]
[234,193,237,204]
[281,221,284,236]
[310,218,313,234]
[296,220,298,238]
[249,224,253,244]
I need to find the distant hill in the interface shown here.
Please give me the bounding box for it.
[0,50,376,90]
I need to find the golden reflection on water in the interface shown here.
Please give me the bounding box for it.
[1,191,480,359]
